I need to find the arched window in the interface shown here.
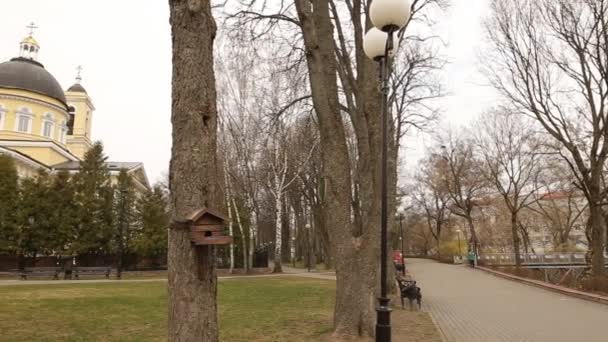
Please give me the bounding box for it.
[41,113,55,139]
[15,107,33,133]
[59,120,68,143]
[0,104,6,130]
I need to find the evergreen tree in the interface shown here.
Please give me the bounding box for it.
[114,169,136,278]
[17,171,52,261]
[133,184,169,259]
[0,155,20,253]
[46,171,79,255]
[72,142,113,255]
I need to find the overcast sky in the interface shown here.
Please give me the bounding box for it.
[1,0,496,184]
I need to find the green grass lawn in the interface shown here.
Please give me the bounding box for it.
[0,277,334,342]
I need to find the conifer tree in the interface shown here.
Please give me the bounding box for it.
[133,184,169,259]
[114,169,136,278]
[47,171,79,256]
[17,171,52,263]
[73,142,113,255]
[0,155,20,253]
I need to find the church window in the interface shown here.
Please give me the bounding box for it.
[17,116,31,132]
[43,121,53,138]
[15,107,33,133]
[60,121,67,143]
[41,113,55,138]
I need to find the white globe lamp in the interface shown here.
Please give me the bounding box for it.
[370,0,411,32]
[363,28,400,60]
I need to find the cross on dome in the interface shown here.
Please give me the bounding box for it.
[75,65,83,83]
[20,22,40,60]
[26,22,38,36]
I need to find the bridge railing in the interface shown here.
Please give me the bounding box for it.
[480,252,596,266]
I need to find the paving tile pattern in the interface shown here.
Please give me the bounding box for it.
[408,258,608,342]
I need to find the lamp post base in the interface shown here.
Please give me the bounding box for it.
[376,297,391,342]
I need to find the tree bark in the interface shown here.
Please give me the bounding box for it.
[294,0,380,337]
[511,212,521,266]
[588,202,606,276]
[248,209,257,271]
[273,190,283,273]
[168,0,220,340]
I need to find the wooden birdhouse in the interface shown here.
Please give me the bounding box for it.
[187,208,233,246]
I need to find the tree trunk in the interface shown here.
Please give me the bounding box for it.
[281,198,291,263]
[232,198,248,271]
[273,191,283,273]
[167,0,220,340]
[294,0,380,337]
[588,202,606,276]
[248,209,257,271]
[511,212,521,267]
[466,215,479,266]
[226,189,234,273]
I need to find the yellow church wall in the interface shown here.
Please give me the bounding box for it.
[65,91,93,158]
[0,88,70,145]
[10,145,70,166]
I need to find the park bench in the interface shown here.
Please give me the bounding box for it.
[73,267,113,279]
[396,277,422,310]
[17,267,61,280]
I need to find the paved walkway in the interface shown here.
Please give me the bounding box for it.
[408,258,608,342]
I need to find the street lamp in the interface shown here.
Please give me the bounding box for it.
[364,1,411,341]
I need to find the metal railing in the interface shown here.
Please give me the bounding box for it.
[481,252,608,266]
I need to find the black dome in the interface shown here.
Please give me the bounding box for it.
[67,82,87,93]
[0,57,67,107]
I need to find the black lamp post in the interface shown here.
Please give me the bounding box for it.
[364,1,411,341]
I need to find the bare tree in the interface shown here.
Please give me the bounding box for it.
[227,0,448,337]
[438,132,488,258]
[530,162,588,249]
[264,122,316,273]
[168,0,221,340]
[410,155,451,258]
[485,0,608,275]
[474,108,543,266]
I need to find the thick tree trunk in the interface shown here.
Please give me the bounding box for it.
[588,202,606,276]
[294,0,381,337]
[167,1,220,340]
[511,212,521,267]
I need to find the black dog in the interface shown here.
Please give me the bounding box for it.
[397,279,422,310]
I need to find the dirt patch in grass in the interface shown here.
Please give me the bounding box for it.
[392,310,443,342]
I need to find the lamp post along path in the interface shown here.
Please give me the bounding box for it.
[365,1,411,341]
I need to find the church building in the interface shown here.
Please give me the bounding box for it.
[0,28,149,190]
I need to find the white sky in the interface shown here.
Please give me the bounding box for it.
[1,0,497,184]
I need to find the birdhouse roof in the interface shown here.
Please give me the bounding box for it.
[187,207,228,223]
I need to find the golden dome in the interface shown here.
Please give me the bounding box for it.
[21,35,39,46]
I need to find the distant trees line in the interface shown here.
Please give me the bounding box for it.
[0,142,169,273]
